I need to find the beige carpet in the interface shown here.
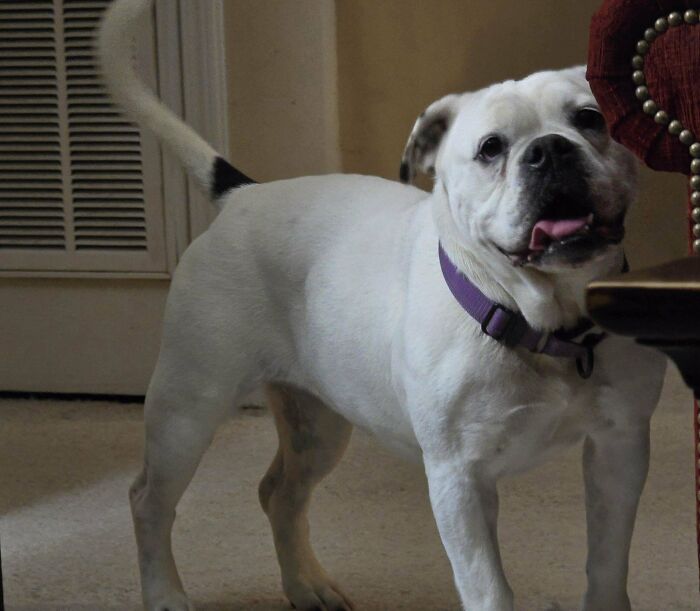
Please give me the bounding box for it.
[0,367,696,611]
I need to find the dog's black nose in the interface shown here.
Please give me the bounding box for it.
[522,135,577,171]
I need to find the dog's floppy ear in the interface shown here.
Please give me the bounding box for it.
[400,94,460,184]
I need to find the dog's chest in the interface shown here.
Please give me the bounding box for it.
[483,372,605,476]
[406,338,612,474]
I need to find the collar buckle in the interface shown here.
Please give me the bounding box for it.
[481,304,528,348]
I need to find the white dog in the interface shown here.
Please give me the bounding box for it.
[99,1,666,610]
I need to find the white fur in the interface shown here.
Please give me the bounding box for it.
[100,2,667,610]
[98,0,218,191]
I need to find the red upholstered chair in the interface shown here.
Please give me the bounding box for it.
[586,0,700,583]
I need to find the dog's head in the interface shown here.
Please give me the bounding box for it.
[401,67,637,272]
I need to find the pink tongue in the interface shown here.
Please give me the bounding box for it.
[529,217,589,251]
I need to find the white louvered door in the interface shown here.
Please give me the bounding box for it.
[0,0,167,273]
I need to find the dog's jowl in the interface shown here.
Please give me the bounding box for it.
[99,1,666,610]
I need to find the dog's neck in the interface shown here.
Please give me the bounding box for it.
[431,195,625,332]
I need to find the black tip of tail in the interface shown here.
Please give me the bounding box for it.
[211,157,256,198]
[399,161,410,184]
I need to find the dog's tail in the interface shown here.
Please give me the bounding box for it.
[97,0,254,202]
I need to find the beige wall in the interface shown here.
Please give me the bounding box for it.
[225,0,340,181]
[226,0,687,268]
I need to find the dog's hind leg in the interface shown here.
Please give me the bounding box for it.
[260,384,354,611]
[130,294,257,611]
[131,364,238,611]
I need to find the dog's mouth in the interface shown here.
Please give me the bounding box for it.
[498,213,625,267]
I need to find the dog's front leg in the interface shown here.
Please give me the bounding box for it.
[424,459,514,611]
[581,423,650,611]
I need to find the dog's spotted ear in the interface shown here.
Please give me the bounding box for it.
[400,94,460,184]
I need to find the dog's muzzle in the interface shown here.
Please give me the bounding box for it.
[498,134,624,267]
[520,134,592,221]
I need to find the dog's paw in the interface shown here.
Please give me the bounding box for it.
[581,591,631,611]
[285,574,354,611]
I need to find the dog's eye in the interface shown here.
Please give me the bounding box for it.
[478,136,506,161]
[573,107,606,132]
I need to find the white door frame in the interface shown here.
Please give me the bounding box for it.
[156,0,230,270]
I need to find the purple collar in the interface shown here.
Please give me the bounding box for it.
[438,244,608,378]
